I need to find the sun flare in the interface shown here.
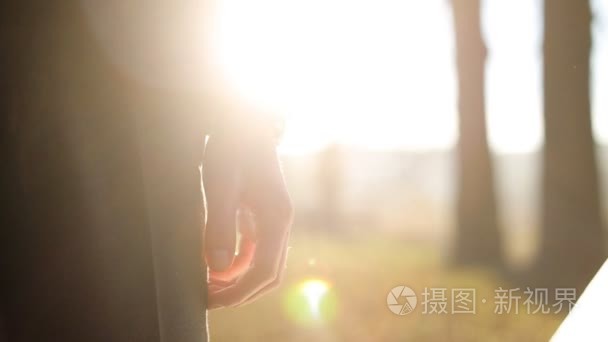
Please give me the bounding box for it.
[283,278,336,324]
[209,0,607,155]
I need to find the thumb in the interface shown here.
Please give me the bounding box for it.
[203,138,240,271]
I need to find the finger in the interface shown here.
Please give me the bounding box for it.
[209,209,257,282]
[207,205,292,308]
[207,303,224,311]
[209,275,238,287]
[208,282,233,293]
[202,138,241,271]
[209,235,256,282]
[237,241,291,307]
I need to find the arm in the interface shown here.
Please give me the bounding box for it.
[202,114,293,308]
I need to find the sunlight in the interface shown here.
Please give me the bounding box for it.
[211,0,457,154]
[301,279,329,319]
[283,278,337,324]
[210,0,607,154]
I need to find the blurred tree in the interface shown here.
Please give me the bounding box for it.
[537,0,606,289]
[451,0,503,267]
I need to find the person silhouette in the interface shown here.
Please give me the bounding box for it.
[0,2,292,341]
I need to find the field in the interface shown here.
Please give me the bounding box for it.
[210,233,564,341]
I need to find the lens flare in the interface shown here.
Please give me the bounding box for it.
[283,279,337,325]
[302,280,328,318]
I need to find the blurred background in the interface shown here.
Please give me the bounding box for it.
[207,0,608,340]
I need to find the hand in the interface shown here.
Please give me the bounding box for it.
[203,135,293,309]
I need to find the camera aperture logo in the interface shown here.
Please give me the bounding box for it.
[387,286,417,315]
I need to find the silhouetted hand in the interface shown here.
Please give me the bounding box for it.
[203,135,293,309]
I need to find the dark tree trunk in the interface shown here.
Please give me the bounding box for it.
[537,0,605,289]
[451,0,503,268]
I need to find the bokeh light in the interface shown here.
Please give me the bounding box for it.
[283,279,337,325]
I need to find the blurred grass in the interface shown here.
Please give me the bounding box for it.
[210,233,563,342]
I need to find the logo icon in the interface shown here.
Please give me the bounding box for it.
[387,286,417,315]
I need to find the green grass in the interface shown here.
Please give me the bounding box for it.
[210,233,563,341]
